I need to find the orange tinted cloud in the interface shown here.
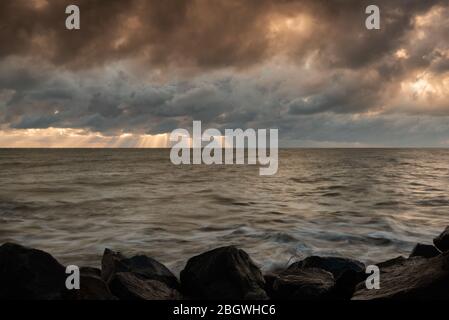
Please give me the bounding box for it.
[0,128,169,148]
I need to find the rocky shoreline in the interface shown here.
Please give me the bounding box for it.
[1,225,448,300]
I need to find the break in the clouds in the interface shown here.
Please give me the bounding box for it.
[0,0,448,147]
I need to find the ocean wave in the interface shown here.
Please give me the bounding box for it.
[0,148,447,268]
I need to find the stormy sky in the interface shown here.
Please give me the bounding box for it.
[0,0,448,147]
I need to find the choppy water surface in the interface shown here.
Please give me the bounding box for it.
[0,149,448,272]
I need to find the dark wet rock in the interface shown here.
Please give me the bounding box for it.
[101,249,126,282]
[434,226,449,252]
[288,256,363,278]
[180,246,268,300]
[333,269,366,300]
[101,249,179,289]
[65,267,116,300]
[288,256,365,279]
[80,266,102,278]
[409,243,441,258]
[287,256,366,299]
[271,268,336,300]
[4,239,449,301]
[109,272,181,300]
[0,243,66,300]
[376,256,407,269]
[263,273,279,298]
[353,252,449,300]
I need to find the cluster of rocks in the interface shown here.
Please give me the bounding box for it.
[1,226,448,300]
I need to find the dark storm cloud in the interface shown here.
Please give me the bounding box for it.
[0,0,444,69]
[301,0,443,69]
[287,71,385,115]
[0,0,449,146]
[0,59,223,134]
[0,0,272,69]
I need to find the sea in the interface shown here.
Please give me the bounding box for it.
[0,148,448,273]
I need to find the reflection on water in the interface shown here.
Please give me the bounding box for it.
[0,149,448,272]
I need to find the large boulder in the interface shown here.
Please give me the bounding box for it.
[0,243,66,299]
[65,267,116,300]
[288,256,366,299]
[180,246,268,300]
[376,256,406,268]
[270,268,336,300]
[101,249,179,289]
[352,252,449,300]
[288,256,365,279]
[434,226,449,252]
[409,243,440,258]
[109,272,181,300]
